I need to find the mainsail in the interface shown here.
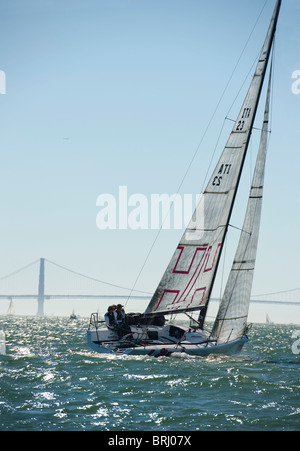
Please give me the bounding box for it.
[212,65,273,343]
[145,0,281,318]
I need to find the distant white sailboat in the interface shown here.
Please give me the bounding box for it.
[266,314,274,325]
[87,0,282,357]
[7,299,15,316]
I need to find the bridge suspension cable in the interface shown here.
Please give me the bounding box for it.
[45,259,152,295]
[252,288,300,298]
[0,259,40,281]
[0,258,151,295]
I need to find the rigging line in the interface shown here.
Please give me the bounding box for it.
[225,50,261,120]
[179,0,271,196]
[228,224,251,235]
[184,0,269,194]
[200,0,269,191]
[252,288,300,298]
[225,117,272,133]
[124,228,162,307]
[124,1,270,307]
[0,259,40,282]
[126,132,229,307]
[269,36,276,135]
[223,0,269,116]
[226,36,277,128]
[199,118,227,193]
[45,259,152,295]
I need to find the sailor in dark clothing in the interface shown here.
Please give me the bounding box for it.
[115,304,131,339]
[104,306,117,331]
[115,304,126,325]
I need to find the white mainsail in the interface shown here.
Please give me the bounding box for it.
[145,0,281,318]
[212,65,273,343]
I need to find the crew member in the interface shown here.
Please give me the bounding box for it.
[115,304,126,325]
[115,304,131,339]
[104,306,117,331]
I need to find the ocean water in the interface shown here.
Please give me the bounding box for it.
[0,316,299,431]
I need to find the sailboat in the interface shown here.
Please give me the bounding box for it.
[69,309,78,320]
[6,299,15,316]
[87,0,282,357]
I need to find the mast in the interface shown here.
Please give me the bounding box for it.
[212,62,273,342]
[144,0,281,320]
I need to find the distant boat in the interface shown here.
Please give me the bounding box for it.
[266,314,274,325]
[7,299,15,316]
[87,1,282,357]
[69,310,78,320]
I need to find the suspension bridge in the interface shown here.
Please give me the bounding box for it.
[0,258,152,316]
[0,258,299,317]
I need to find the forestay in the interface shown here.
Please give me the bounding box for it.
[145,0,281,317]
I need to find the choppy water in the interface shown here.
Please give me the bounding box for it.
[0,316,299,431]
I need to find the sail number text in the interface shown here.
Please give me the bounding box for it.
[212,107,252,186]
[236,108,252,131]
[212,164,232,187]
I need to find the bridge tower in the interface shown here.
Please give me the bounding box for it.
[37,258,45,316]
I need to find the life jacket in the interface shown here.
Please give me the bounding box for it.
[116,309,125,323]
[105,311,116,327]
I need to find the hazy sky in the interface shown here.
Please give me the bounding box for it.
[0,0,299,321]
